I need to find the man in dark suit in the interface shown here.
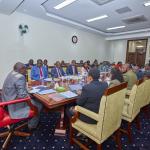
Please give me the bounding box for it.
[68,68,108,124]
[66,60,78,75]
[51,61,65,78]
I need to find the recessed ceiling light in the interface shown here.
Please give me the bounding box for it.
[107,25,126,30]
[86,15,108,22]
[54,0,77,10]
[144,1,150,6]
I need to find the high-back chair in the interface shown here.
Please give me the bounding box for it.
[141,79,150,108]
[70,82,127,150]
[121,79,144,142]
[26,68,31,82]
[0,97,37,150]
[140,79,150,118]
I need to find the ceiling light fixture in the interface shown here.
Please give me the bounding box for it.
[136,45,144,48]
[86,15,108,22]
[54,0,77,10]
[144,1,150,6]
[107,25,126,30]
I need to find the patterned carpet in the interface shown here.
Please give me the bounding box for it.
[0,108,150,150]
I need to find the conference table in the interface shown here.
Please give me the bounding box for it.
[28,77,81,136]
[28,74,110,136]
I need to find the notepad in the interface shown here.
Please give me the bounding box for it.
[37,89,56,95]
[60,91,77,98]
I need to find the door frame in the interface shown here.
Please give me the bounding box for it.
[126,38,148,65]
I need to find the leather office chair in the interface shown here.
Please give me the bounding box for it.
[0,97,37,150]
[70,82,127,150]
[121,79,144,143]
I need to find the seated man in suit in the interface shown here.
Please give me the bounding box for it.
[66,60,78,75]
[25,59,35,68]
[51,61,65,78]
[2,62,42,129]
[68,68,108,124]
[122,63,137,90]
[31,59,48,80]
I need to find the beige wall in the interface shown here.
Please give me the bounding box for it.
[0,12,109,87]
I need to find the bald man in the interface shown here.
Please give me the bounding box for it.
[2,62,42,129]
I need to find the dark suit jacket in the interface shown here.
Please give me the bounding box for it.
[51,67,65,78]
[66,65,78,75]
[77,80,108,124]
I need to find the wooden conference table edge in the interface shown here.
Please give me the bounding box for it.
[31,92,77,136]
[32,93,77,110]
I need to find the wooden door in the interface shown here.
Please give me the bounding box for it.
[126,39,148,67]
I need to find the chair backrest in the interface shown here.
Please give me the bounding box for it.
[77,66,81,73]
[143,79,150,106]
[130,79,144,120]
[27,68,31,81]
[97,82,127,141]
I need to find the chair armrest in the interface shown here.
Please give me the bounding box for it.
[0,97,38,115]
[0,97,31,107]
[74,106,99,121]
[71,111,79,123]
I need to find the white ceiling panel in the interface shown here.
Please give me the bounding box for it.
[0,0,24,15]
[0,0,150,35]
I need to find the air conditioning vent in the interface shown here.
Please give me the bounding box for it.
[122,15,147,24]
[116,7,132,14]
[91,0,115,5]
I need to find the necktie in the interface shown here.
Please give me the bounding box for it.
[57,68,62,77]
[72,66,75,75]
[40,67,43,78]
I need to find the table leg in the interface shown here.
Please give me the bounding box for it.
[54,106,66,136]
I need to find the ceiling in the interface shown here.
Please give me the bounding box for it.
[0,0,150,36]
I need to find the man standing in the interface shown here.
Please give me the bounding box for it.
[2,62,42,129]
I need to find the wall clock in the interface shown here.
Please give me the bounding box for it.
[72,35,78,44]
